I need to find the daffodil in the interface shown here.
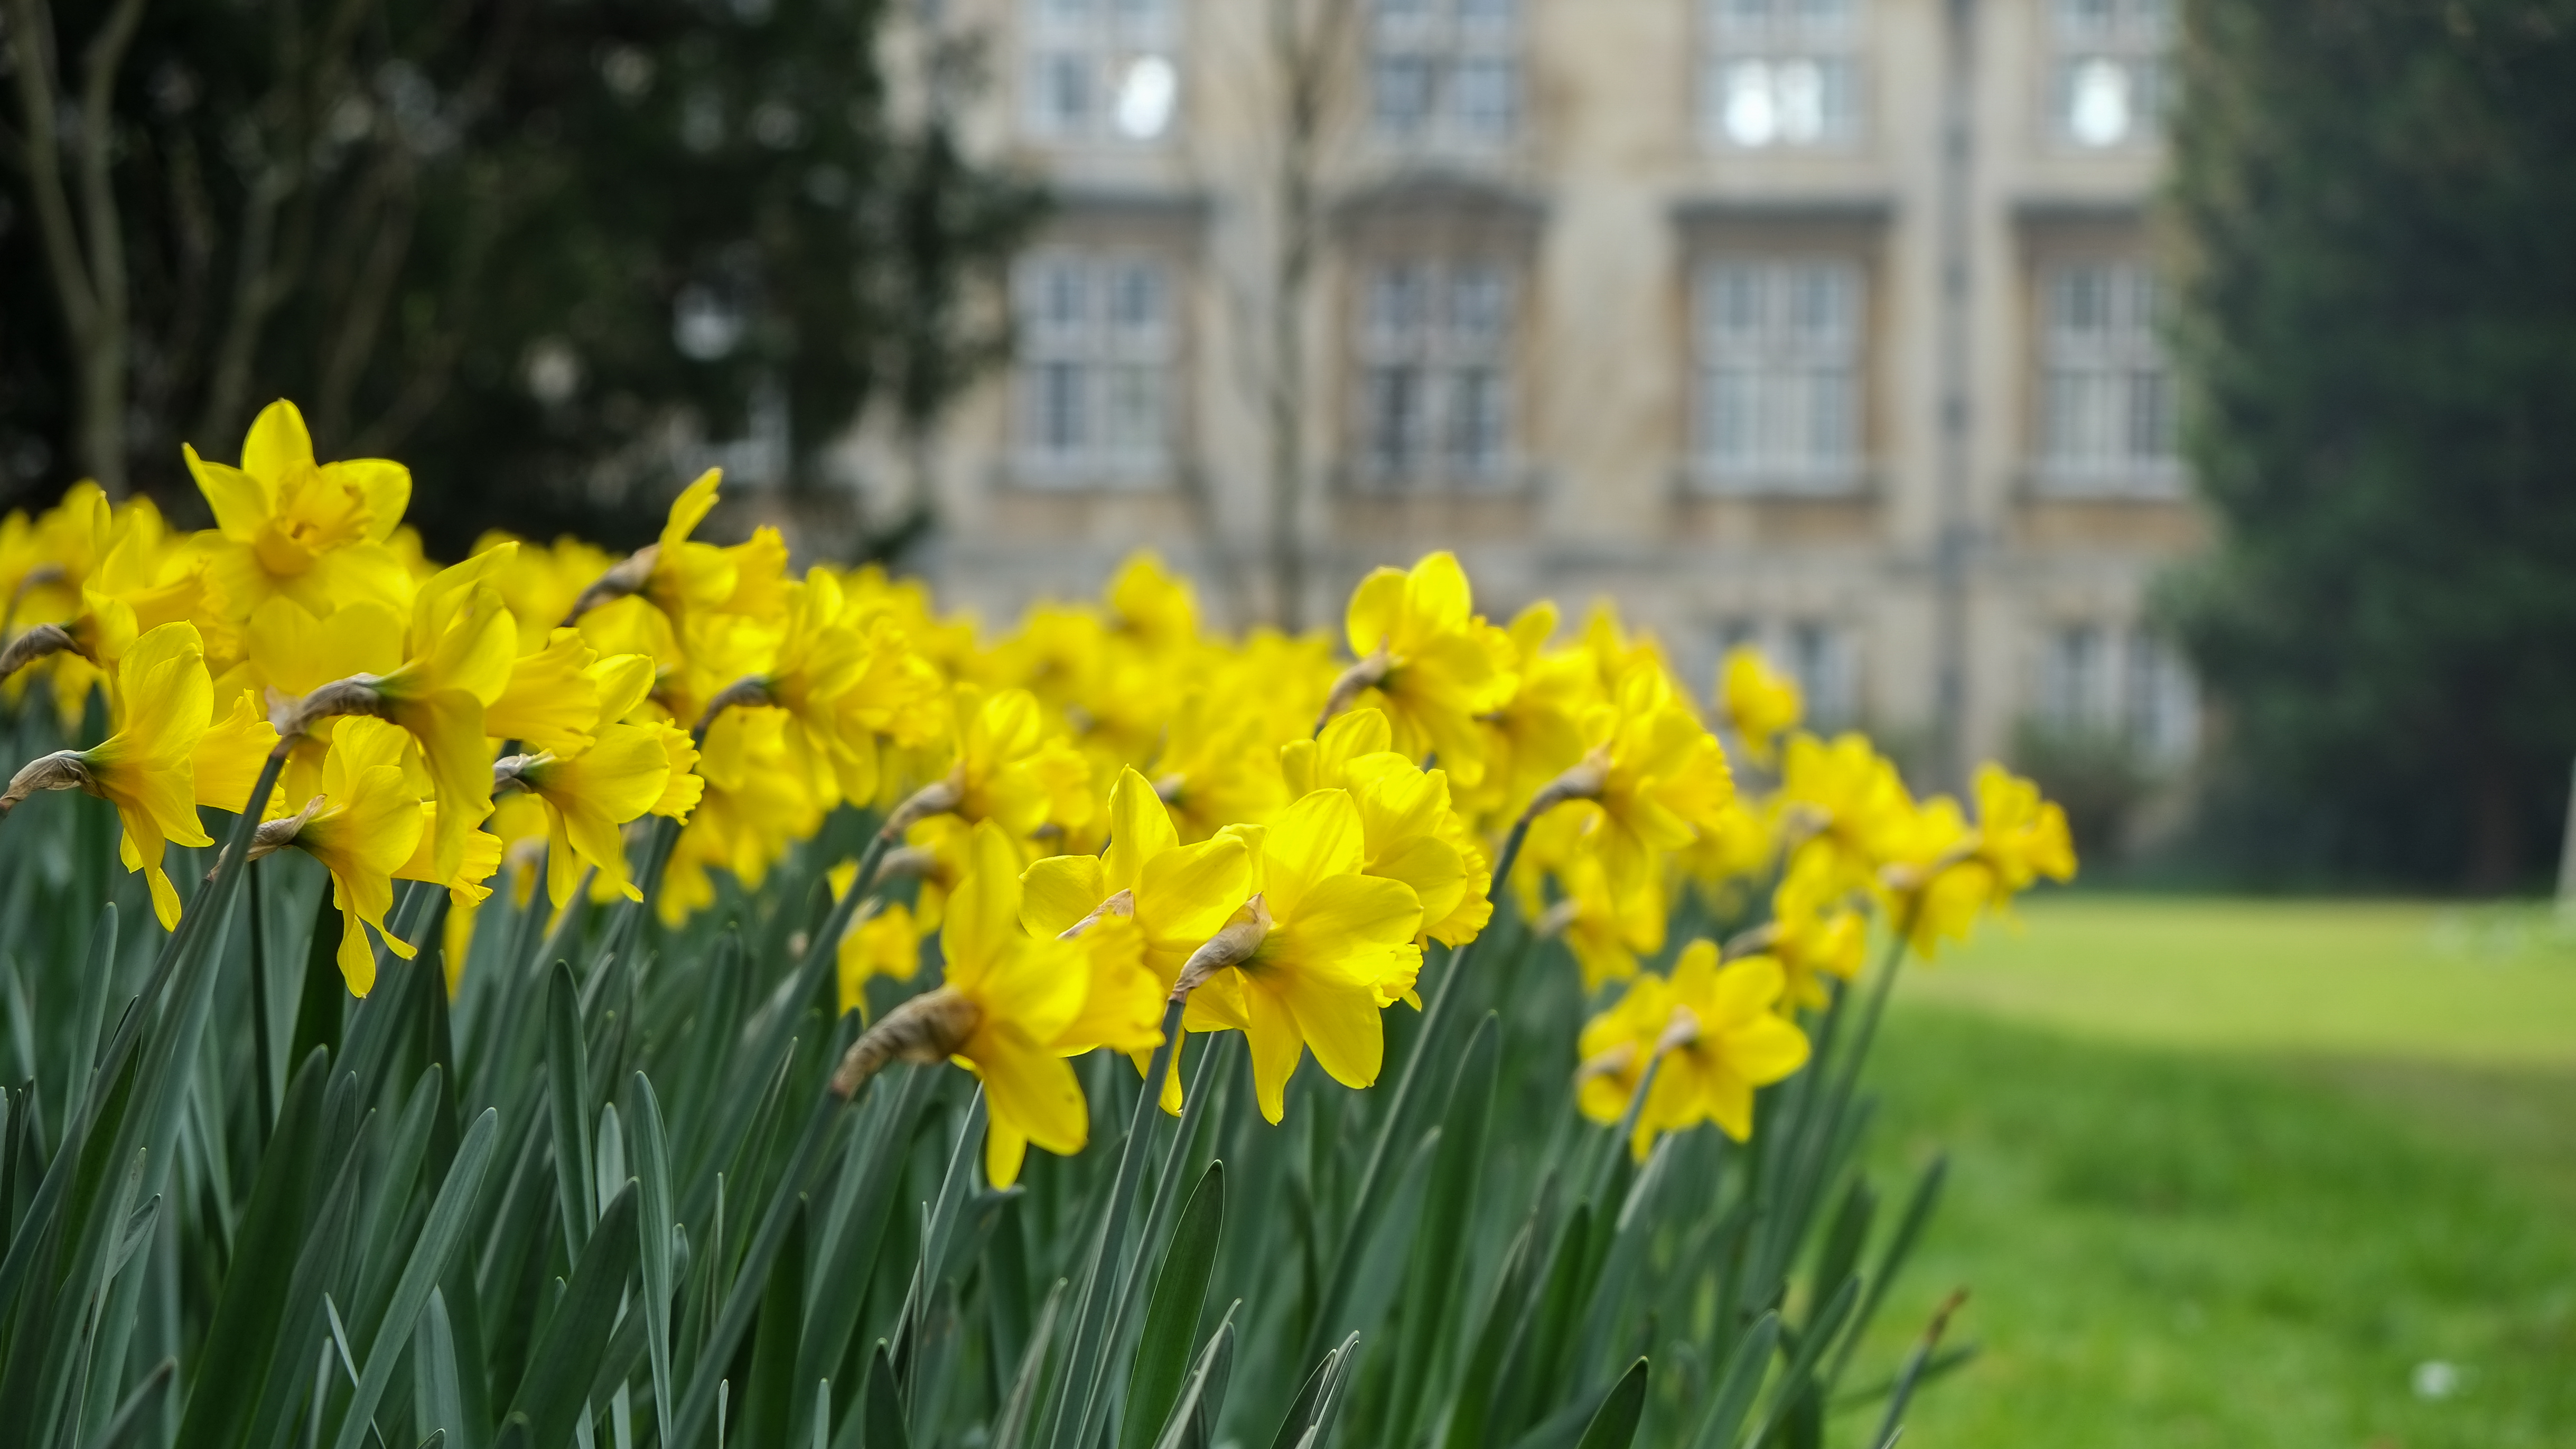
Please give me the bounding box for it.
[1534,849,1667,993]
[564,470,740,629]
[1022,766,1256,1109]
[251,728,428,995]
[496,722,675,906]
[1,621,216,927]
[1775,732,1917,895]
[830,820,1163,1186]
[1718,645,1803,767]
[1282,707,1491,947]
[486,628,602,753]
[1021,767,1255,988]
[1578,942,1810,1158]
[1180,788,1426,1124]
[835,896,923,1019]
[1528,666,1736,902]
[1881,766,2076,957]
[255,550,518,880]
[1324,551,1517,786]
[1756,846,1869,1011]
[185,399,413,619]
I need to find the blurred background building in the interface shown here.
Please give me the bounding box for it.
[892,0,2203,787]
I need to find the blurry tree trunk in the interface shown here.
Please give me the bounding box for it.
[5,0,149,495]
[1261,0,1352,633]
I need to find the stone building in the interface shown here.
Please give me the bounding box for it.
[896,0,2202,785]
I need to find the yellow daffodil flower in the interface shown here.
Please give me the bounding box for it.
[497,722,675,906]
[184,399,413,619]
[1326,551,1517,785]
[254,732,428,996]
[1719,646,1803,768]
[1282,707,1491,947]
[1,621,217,927]
[1578,942,1810,1158]
[1182,788,1425,1124]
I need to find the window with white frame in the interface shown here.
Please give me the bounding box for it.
[1702,0,1863,149]
[1023,0,1181,143]
[1692,259,1864,490]
[1354,260,1516,485]
[2051,0,2170,147]
[1786,619,1859,730]
[1368,0,1523,145]
[2036,261,2177,491]
[1014,250,1176,481]
[2038,621,2198,761]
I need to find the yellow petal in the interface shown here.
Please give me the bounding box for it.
[1258,790,1367,921]
[240,399,316,483]
[1019,854,1107,937]
[972,1019,1088,1156]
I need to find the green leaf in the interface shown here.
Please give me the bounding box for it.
[501,1178,641,1448]
[545,961,595,1261]
[413,1287,470,1449]
[743,1197,810,1447]
[1148,1305,1237,1449]
[88,1355,173,1449]
[990,1279,1066,1449]
[1690,1312,1778,1449]
[328,1107,502,1449]
[1572,1358,1648,1449]
[63,903,115,1120]
[862,1340,911,1449]
[1119,1161,1225,1449]
[626,1072,679,1448]
[1746,1275,1859,1449]
[1392,1014,1498,1446]
[1266,1332,1357,1449]
[1826,1155,1946,1394]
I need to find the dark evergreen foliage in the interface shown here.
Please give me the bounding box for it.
[0,0,1041,554]
[2162,0,2576,886]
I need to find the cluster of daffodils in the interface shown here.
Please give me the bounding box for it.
[1,398,2073,1185]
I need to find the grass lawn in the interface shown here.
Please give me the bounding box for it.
[1839,895,2576,1448]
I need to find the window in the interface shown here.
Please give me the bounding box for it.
[2051,0,2169,147]
[2039,623,2112,732]
[1692,260,1864,491]
[1024,0,1181,143]
[1014,250,1176,481]
[1702,0,1862,149]
[2035,262,2177,492]
[1368,0,1523,146]
[2039,622,2198,761]
[1786,619,1858,730]
[2123,629,2198,763]
[1355,260,1517,486]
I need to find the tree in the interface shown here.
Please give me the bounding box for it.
[2162,0,2576,888]
[1,0,1040,555]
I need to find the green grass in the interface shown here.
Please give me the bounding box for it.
[1841,895,2576,1448]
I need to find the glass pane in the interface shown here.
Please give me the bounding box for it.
[1450,368,1507,470]
[1449,268,1510,348]
[1372,57,1436,133]
[1035,53,1093,129]
[1453,57,1519,137]
[1103,364,1163,455]
[1106,261,1165,342]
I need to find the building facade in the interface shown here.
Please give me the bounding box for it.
[903,0,2202,783]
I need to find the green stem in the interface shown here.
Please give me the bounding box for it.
[1049,993,1187,1449]
[248,858,275,1143]
[1299,811,1533,1365]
